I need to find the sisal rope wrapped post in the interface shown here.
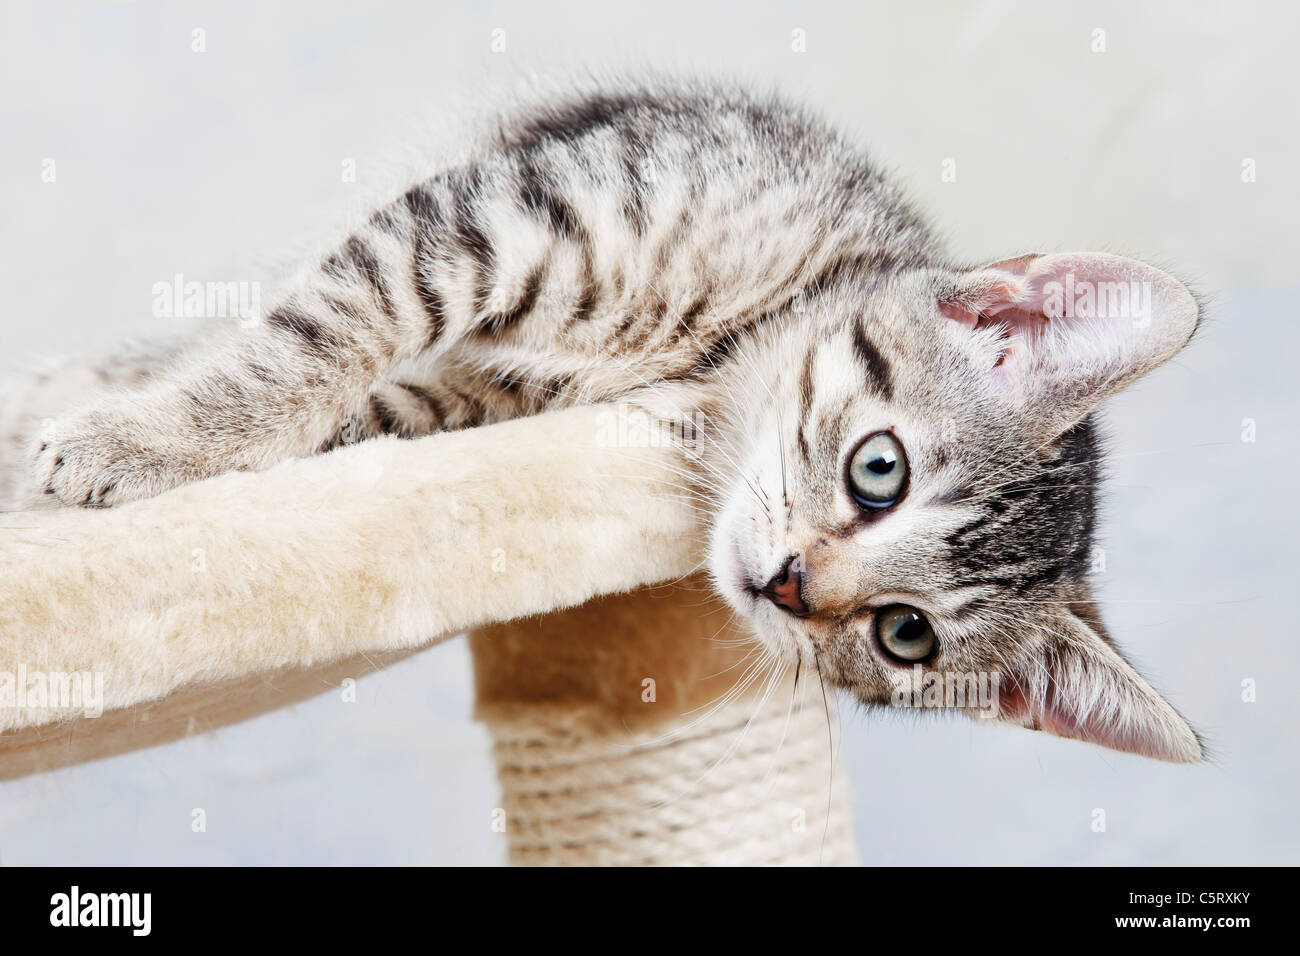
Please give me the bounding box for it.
[471,580,858,866]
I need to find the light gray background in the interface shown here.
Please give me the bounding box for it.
[1,0,1296,864]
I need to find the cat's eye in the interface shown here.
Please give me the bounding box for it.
[847,431,908,509]
[875,604,935,662]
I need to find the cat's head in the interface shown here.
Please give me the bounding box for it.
[711,252,1204,762]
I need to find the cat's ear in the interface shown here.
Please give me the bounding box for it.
[993,613,1203,763]
[939,252,1201,437]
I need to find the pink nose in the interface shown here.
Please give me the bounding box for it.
[760,556,809,617]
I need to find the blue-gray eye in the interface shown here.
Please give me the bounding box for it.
[847,431,907,509]
[875,604,935,662]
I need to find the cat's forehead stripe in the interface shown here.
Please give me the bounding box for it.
[850,319,894,400]
[796,341,817,465]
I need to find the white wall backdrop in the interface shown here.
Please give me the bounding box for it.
[1,0,1296,864]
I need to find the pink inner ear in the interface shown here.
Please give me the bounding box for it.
[998,663,1176,761]
[940,278,1051,368]
[940,251,1201,437]
[947,252,1185,333]
[940,275,1049,333]
[939,301,980,327]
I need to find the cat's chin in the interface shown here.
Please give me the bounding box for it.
[747,615,809,668]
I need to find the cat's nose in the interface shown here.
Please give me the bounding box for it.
[760,556,809,617]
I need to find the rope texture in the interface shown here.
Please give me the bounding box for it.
[486,676,859,866]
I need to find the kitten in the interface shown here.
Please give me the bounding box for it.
[24,78,1203,761]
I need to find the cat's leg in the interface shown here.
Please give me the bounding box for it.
[32,171,527,507]
[33,269,432,506]
[315,375,488,451]
[2,339,191,511]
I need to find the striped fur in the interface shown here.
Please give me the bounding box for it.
[20,78,1204,761]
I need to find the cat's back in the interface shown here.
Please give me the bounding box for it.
[485,78,938,266]
[426,79,942,368]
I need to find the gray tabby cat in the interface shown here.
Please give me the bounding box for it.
[24,79,1203,761]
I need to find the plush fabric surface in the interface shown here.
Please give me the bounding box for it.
[0,405,701,738]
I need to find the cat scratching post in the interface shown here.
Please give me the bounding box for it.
[0,402,857,865]
[471,584,857,866]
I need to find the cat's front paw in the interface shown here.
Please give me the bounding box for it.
[32,409,204,507]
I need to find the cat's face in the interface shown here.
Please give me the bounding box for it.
[709,252,1204,762]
